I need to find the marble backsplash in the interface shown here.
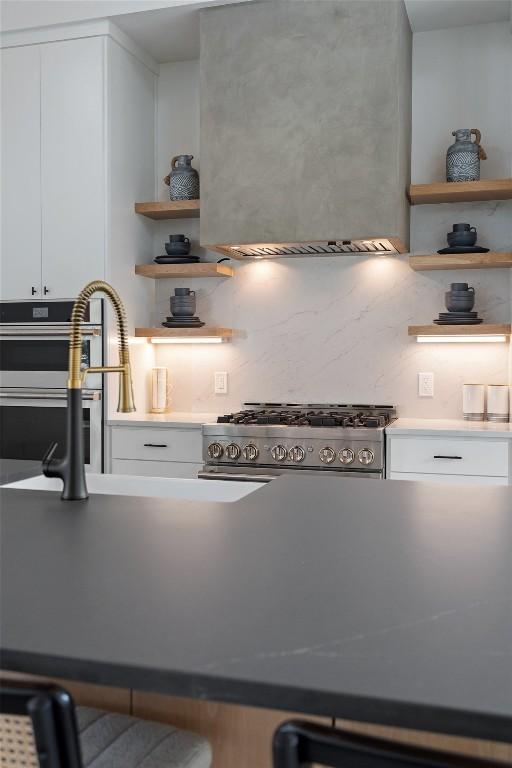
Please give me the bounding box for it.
[152,201,511,418]
[150,20,511,419]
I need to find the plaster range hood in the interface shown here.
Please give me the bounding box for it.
[200,0,412,259]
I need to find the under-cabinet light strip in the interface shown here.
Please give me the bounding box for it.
[150,337,224,344]
[416,335,507,344]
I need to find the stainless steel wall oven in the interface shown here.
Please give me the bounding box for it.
[0,300,104,473]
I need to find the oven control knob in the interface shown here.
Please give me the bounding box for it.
[225,443,241,460]
[339,448,355,465]
[207,442,224,460]
[319,447,336,464]
[271,444,288,462]
[357,448,375,465]
[243,444,259,461]
[288,445,305,463]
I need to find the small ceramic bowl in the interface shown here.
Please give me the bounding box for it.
[447,232,477,247]
[165,242,191,255]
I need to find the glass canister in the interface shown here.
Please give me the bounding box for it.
[151,367,169,413]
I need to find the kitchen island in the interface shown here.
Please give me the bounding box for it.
[0,458,42,485]
[1,475,511,752]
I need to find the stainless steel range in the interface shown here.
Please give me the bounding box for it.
[201,404,397,482]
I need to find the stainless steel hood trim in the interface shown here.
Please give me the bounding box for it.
[210,238,407,260]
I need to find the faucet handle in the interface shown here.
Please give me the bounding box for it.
[42,441,59,476]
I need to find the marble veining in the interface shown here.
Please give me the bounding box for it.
[150,24,511,419]
[153,236,511,417]
[203,594,512,672]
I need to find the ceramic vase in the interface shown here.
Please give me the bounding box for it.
[446,129,486,182]
[164,155,199,200]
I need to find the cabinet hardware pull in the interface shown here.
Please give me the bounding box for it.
[143,443,168,448]
[31,286,37,295]
[43,286,50,295]
[433,455,462,460]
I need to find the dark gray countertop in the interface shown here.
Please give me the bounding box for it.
[1,476,511,742]
[0,459,41,486]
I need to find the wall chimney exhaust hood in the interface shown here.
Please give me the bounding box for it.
[213,239,404,260]
[200,0,412,259]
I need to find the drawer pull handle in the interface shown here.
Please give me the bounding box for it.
[143,443,168,448]
[433,455,462,460]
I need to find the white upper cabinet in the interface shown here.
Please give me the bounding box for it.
[41,37,105,298]
[1,46,42,300]
[1,36,106,300]
[1,23,156,309]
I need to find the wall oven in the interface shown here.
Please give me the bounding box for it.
[0,300,104,473]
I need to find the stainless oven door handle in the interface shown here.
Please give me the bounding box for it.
[198,471,274,483]
[0,389,101,401]
[0,325,101,337]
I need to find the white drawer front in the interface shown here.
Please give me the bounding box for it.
[389,472,508,486]
[111,459,202,479]
[389,436,509,477]
[111,427,202,463]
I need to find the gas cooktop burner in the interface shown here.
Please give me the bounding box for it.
[217,404,396,429]
[204,404,397,477]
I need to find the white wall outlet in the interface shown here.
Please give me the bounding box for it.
[214,371,228,394]
[418,372,434,398]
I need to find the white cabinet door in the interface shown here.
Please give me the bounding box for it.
[41,37,105,299]
[111,427,203,463]
[388,436,508,478]
[389,472,508,486]
[0,46,42,300]
[111,459,203,479]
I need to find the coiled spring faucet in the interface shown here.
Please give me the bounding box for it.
[42,280,135,500]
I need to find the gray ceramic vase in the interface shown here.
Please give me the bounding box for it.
[446,129,486,182]
[164,155,200,200]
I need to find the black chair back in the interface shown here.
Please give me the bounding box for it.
[0,679,82,768]
[273,719,503,768]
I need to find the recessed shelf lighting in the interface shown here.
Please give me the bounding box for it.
[150,337,224,344]
[416,335,507,344]
[409,324,511,342]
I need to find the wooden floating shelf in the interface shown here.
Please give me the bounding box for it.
[135,327,234,340]
[407,178,512,206]
[409,252,512,271]
[408,324,511,337]
[135,263,234,279]
[134,200,200,220]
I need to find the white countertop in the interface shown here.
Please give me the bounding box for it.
[387,418,512,439]
[107,412,221,429]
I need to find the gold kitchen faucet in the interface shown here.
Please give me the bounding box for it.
[43,280,135,500]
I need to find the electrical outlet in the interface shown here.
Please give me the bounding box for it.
[418,372,434,398]
[214,371,228,394]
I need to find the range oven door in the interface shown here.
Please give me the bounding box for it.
[0,389,103,473]
[198,466,384,481]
